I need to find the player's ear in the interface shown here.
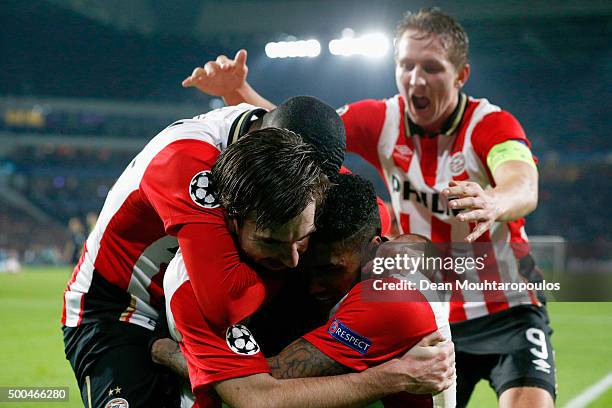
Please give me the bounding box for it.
[366,236,383,255]
[456,63,470,88]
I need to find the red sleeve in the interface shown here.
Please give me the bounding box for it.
[471,110,534,165]
[339,100,386,169]
[302,279,438,371]
[140,139,222,234]
[141,138,266,327]
[177,222,267,328]
[170,281,270,395]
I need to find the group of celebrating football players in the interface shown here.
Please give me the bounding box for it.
[62,8,556,408]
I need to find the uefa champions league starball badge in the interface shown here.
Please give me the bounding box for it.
[189,170,219,208]
[226,324,260,355]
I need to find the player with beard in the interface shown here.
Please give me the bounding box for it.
[62,96,451,408]
[183,8,555,408]
[62,97,344,408]
[157,173,456,407]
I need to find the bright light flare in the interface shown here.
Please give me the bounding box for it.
[328,32,390,58]
[265,39,321,59]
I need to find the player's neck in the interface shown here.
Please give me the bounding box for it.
[248,117,263,132]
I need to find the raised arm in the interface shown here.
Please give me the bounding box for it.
[182,49,276,110]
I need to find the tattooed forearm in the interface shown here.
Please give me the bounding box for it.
[151,337,347,382]
[151,338,189,379]
[267,338,348,379]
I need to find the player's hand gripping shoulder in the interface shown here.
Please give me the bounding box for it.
[271,331,456,395]
[372,330,456,395]
[216,332,454,408]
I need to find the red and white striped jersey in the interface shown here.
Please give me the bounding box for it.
[62,104,265,330]
[339,94,539,322]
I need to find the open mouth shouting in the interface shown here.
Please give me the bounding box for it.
[412,95,430,110]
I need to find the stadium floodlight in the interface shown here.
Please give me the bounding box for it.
[328,32,390,58]
[265,39,321,59]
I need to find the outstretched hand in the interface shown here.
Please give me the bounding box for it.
[182,49,249,97]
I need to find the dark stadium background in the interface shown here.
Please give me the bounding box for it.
[1,0,610,258]
[0,1,610,407]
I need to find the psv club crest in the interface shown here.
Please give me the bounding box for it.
[189,170,219,208]
[105,398,129,408]
[449,151,466,175]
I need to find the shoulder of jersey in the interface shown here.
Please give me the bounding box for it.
[466,96,503,113]
[192,103,259,122]
[336,98,389,117]
[154,104,259,148]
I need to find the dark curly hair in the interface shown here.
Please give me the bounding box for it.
[314,173,380,249]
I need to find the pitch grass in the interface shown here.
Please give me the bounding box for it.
[0,267,610,408]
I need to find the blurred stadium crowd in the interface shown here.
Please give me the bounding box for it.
[0,0,609,268]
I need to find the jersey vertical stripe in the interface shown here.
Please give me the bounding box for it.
[62,104,262,330]
[342,95,538,322]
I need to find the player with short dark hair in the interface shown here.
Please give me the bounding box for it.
[261,96,346,176]
[158,174,455,407]
[183,7,555,408]
[211,128,327,229]
[62,98,342,408]
[62,96,451,408]
[315,173,381,246]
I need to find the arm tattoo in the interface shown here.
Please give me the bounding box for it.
[152,338,189,380]
[267,338,348,379]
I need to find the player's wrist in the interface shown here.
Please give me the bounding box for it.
[222,82,250,104]
[222,89,245,106]
[149,337,166,364]
[367,357,413,394]
[235,81,253,96]
[489,190,511,222]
